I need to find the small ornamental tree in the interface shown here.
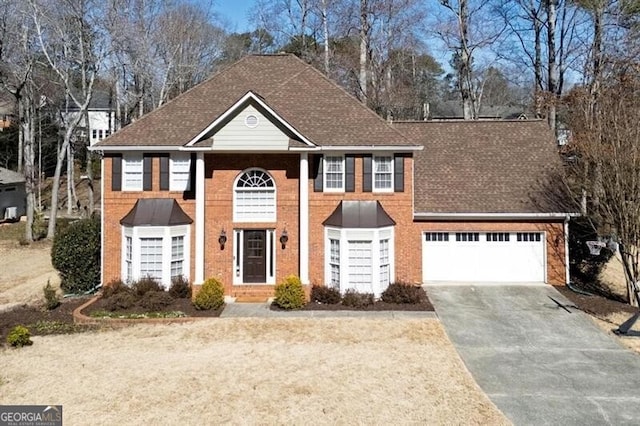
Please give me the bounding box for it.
[51,216,100,294]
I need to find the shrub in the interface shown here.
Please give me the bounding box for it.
[310,285,341,304]
[104,291,138,311]
[7,325,32,348]
[32,209,47,241]
[342,289,374,308]
[139,291,175,310]
[132,277,164,297]
[51,216,100,294]
[193,278,225,310]
[169,276,192,299]
[43,280,60,310]
[273,275,306,310]
[381,282,427,304]
[101,280,129,299]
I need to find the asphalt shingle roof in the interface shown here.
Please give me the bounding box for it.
[96,54,414,148]
[394,120,561,214]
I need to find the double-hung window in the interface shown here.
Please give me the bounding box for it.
[324,156,344,191]
[379,239,390,288]
[123,155,143,191]
[171,236,184,278]
[329,239,340,288]
[139,237,163,280]
[373,155,393,191]
[124,236,132,282]
[170,154,191,191]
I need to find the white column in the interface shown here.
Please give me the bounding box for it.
[564,216,570,285]
[299,152,310,284]
[195,152,205,284]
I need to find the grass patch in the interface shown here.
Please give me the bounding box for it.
[29,320,83,335]
[0,222,25,241]
[89,310,187,319]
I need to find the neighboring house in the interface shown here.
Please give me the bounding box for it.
[0,167,26,221]
[92,54,571,299]
[0,94,16,130]
[61,91,117,146]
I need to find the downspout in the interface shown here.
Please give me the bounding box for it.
[564,215,570,285]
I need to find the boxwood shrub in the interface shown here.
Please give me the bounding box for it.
[273,275,306,310]
[193,277,225,310]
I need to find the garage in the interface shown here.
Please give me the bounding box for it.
[422,231,546,283]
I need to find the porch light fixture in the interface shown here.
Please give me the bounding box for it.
[279,229,289,249]
[218,229,227,249]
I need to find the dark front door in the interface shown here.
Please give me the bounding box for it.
[243,230,267,283]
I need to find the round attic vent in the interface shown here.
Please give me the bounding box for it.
[245,114,259,128]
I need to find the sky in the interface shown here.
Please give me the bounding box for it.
[216,0,255,32]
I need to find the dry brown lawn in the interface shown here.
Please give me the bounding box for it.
[0,239,60,309]
[0,318,508,425]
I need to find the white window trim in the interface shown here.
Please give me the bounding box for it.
[324,226,395,297]
[170,153,191,191]
[233,168,277,223]
[121,225,190,289]
[372,154,394,193]
[232,229,276,285]
[122,154,143,191]
[323,155,345,193]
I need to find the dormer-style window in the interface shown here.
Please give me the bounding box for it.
[324,155,344,192]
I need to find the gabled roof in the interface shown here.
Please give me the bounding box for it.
[120,199,193,226]
[0,167,25,185]
[95,54,416,149]
[394,120,561,214]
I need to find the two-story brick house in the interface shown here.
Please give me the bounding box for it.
[93,54,570,300]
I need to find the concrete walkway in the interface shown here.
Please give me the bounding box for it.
[428,284,640,425]
[220,302,436,319]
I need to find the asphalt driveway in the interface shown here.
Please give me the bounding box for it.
[428,284,640,425]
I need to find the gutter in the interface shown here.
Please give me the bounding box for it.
[413,212,580,221]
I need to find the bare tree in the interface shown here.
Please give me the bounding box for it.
[30,0,105,238]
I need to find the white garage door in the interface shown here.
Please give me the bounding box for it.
[422,232,545,283]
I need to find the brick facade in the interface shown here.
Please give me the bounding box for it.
[102,152,567,296]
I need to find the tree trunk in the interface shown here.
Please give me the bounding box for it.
[84,108,94,214]
[547,0,558,133]
[359,0,369,103]
[321,0,330,74]
[533,3,543,117]
[20,93,35,242]
[46,131,72,239]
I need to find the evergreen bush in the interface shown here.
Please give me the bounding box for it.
[51,216,100,294]
[273,275,306,310]
[7,325,32,348]
[193,277,225,310]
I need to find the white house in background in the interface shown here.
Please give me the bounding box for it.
[61,91,118,146]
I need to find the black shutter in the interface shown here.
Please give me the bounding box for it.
[345,155,355,192]
[362,155,372,192]
[313,155,323,192]
[394,154,404,192]
[111,155,122,191]
[159,154,169,190]
[143,155,153,191]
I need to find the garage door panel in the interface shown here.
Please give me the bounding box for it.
[423,232,545,283]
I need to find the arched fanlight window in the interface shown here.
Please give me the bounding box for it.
[234,169,276,222]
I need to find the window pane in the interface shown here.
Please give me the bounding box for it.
[324,156,344,189]
[140,237,163,280]
[348,240,372,293]
[124,157,143,190]
[125,236,132,282]
[170,156,191,191]
[374,156,392,189]
[329,238,340,287]
[171,236,184,278]
[380,239,390,288]
[234,170,276,222]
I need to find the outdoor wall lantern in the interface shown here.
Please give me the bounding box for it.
[218,229,227,250]
[279,229,289,249]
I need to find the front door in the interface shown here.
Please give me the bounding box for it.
[243,230,267,283]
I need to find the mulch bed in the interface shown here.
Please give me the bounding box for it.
[556,286,639,318]
[272,300,434,311]
[84,297,224,318]
[0,297,93,344]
